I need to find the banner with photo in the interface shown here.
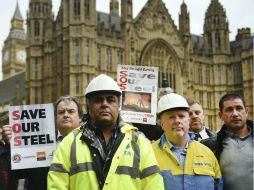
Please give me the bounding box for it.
[117,65,158,125]
[9,104,56,170]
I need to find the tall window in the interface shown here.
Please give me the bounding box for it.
[206,66,210,85]
[198,64,202,83]
[75,40,80,64]
[199,91,203,105]
[35,59,39,80]
[207,92,212,108]
[35,87,39,103]
[106,48,112,70]
[117,50,123,65]
[207,33,212,51]
[98,47,101,69]
[233,63,242,84]
[208,115,213,129]
[251,59,254,79]
[74,0,80,16]
[87,74,90,84]
[169,73,176,90]
[34,21,40,36]
[76,75,80,94]
[217,65,221,84]
[215,31,221,50]
[84,0,90,16]
[85,43,90,65]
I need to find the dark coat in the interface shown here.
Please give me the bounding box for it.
[2,142,49,190]
[132,122,163,141]
[13,167,49,190]
[0,142,18,190]
[205,128,217,138]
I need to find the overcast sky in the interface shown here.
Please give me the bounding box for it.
[1,0,253,80]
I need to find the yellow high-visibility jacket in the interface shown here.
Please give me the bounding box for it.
[48,123,164,190]
[152,134,223,190]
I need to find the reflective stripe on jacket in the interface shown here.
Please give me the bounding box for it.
[152,134,223,190]
[48,123,164,190]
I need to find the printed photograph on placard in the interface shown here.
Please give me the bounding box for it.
[122,91,151,113]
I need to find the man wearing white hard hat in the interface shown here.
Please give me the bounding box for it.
[152,93,223,190]
[48,74,164,190]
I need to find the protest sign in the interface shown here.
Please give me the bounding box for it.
[117,64,158,125]
[9,104,56,170]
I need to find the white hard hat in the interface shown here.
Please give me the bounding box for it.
[157,93,189,115]
[85,74,121,97]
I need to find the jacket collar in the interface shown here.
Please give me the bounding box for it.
[159,133,195,148]
[217,119,253,138]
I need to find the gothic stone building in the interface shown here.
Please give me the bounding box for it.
[1,0,253,131]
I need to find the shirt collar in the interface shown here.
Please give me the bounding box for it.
[159,133,193,149]
[56,130,64,143]
[199,127,210,139]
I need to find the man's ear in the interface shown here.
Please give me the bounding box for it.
[245,106,249,116]
[218,111,222,120]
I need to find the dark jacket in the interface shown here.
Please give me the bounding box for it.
[13,167,49,190]
[205,128,217,138]
[201,120,253,160]
[0,142,18,190]
[5,131,64,190]
[3,143,49,190]
[132,122,163,141]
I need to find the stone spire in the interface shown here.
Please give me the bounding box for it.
[11,0,24,30]
[179,0,190,41]
[12,1,23,20]
[203,0,230,55]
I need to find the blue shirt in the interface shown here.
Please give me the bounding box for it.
[165,136,189,168]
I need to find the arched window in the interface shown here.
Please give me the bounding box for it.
[140,40,179,91]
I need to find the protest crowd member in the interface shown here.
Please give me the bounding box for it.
[48,74,164,190]
[187,98,216,141]
[1,95,83,190]
[0,139,18,190]
[201,93,253,190]
[152,93,223,190]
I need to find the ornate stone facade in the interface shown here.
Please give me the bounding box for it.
[1,0,253,131]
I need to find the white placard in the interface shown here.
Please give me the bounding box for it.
[9,104,56,170]
[117,64,158,125]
